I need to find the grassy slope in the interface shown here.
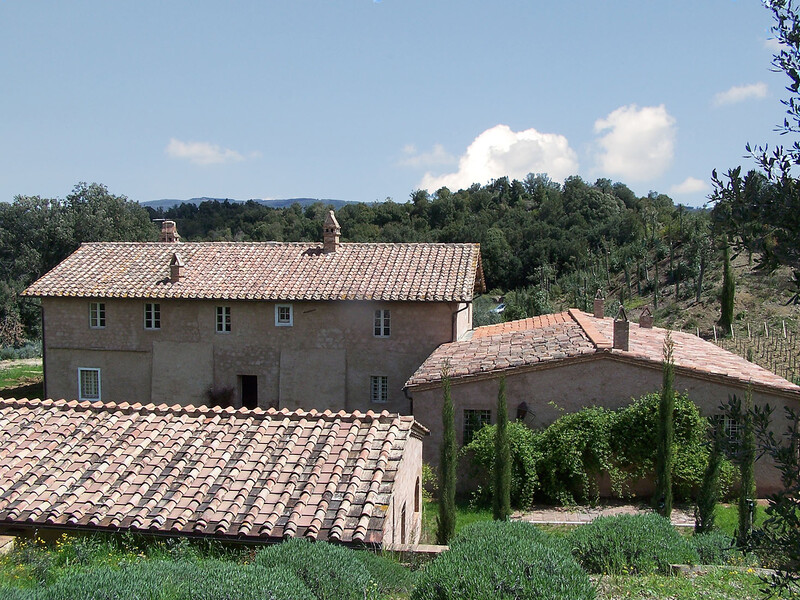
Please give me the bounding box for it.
[0,360,43,399]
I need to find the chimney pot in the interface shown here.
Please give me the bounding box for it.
[593,289,605,319]
[160,220,181,243]
[170,253,184,283]
[322,210,341,253]
[639,306,654,329]
[613,306,630,351]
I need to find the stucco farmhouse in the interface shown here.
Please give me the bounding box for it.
[403,304,800,494]
[22,212,485,415]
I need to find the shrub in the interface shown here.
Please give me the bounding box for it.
[254,538,376,600]
[354,551,418,597]
[534,407,613,504]
[412,521,594,600]
[0,342,42,361]
[462,421,540,509]
[569,513,699,574]
[690,530,737,565]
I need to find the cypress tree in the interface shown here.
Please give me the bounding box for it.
[493,377,511,521]
[437,367,457,544]
[653,333,675,517]
[695,421,723,533]
[719,242,735,335]
[737,389,757,547]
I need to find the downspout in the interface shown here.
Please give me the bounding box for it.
[451,302,470,342]
[41,303,46,400]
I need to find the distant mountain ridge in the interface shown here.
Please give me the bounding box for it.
[141,197,355,210]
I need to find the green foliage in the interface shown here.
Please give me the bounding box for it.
[353,551,419,598]
[493,377,511,520]
[719,243,735,333]
[695,423,724,534]
[413,521,594,600]
[690,530,737,566]
[437,370,457,544]
[653,334,675,516]
[465,393,731,508]
[462,422,540,509]
[569,513,699,575]
[254,538,376,600]
[534,407,614,504]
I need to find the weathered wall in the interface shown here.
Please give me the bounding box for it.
[384,434,423,547]
[408,354,800,495]
[42,297,460,413]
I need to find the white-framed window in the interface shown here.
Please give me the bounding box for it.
[370,375,388,404]
[216,306,231,333]
[463,409,492,445]
[144,303,161,330]
[374,309,390,337]
[89,302,105,329]
[275,304,293,327]
[723,415,742,447]
[78,368,101,401]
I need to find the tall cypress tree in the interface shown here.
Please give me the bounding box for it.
[654,333,675,517]
[493,377,511,521]
[737,389,757,547]
[719,242,735,335]
[437,367,456,544]
[695,421,724,533]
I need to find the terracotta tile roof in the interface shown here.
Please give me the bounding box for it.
[405,309,800,396]
[22,242,484,302]
[405,310,597,385]
[0,398,426,545]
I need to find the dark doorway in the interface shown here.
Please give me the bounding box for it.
[240,375,258,409]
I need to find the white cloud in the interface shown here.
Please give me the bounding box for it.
[669,176,709,195]
[398,143,457,168]
[712,82,768,107]
[165,138,247,165]
[593,104,676,181]
[419,124,578,192]
[764,37,783,51]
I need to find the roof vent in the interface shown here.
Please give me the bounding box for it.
[323,210,341,254]
[613,306,630,351]
[593,289,605,319]
[170,253,185,283]
[160,220,181,243]
[639,306,654,329]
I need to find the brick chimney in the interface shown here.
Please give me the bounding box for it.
[160,220,181,243]
[593,289,605,319]
[613,306,630,351]
[639,306,654,329]
[170,252,184,283]
[323,210,340,253]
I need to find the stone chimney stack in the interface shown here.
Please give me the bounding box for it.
[639,306,654,329]
[160,220,181,243]
[170,253,184,283]
[593,290,605,319]
[613,306,630,351]
[323,210,341,254]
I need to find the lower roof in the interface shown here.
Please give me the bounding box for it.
[405,309,800,397]
[0,398,426,546]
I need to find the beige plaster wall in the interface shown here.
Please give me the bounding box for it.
[409,355,800,495]
[384,434,423,547]
[42,297,460,413]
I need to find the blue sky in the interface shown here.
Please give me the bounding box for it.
[0,1,787,207]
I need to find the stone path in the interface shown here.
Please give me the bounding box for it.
[514,501,696,527]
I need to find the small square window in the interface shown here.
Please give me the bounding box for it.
[275,304,293,326]
[89,302,105,329]
[374,309,390,337]
[370,375,388,404]
[463,409,492,445]
[78,368,101,401]
[144,303,161,330]
[216,306,231,333]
